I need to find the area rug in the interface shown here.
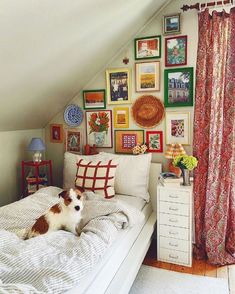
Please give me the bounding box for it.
[129,265,229,294]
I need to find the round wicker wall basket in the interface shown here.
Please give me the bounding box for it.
[131,95,165,128]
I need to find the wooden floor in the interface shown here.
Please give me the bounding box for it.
[143,240,235,294]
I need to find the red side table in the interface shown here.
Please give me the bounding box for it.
[21,160,53,197]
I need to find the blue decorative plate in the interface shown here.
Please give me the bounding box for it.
[64,104,83,127]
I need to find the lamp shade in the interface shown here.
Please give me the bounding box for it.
[165,143,186,159]
[27,138,45,151]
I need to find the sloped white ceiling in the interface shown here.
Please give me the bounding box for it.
[0,0,169,131]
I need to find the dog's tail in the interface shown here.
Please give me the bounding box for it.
[15,228,30,240]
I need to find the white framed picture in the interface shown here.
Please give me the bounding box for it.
[165,111,190,145]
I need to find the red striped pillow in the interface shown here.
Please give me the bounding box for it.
[75,159,118,199]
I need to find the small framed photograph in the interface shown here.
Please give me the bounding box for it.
[64,128,83,154]
[146,131,163,153]
[113,107,129,128]
[164,67,193,107]
[50,124,63,143]
[165,112,190,145]
[83,89,106,109]
[165,35,187,67]
[106,68,131,105]
[134,35,161,60]
[163,13,181,35]
[114,130,144,154]
[135,61,160,92]
[85,110,113,148]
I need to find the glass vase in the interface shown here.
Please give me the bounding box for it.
[181,168,191,186]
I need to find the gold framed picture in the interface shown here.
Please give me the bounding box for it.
[114,130,144,154]
[135,61,160,92]
[106,68,131,105]
[113,107,129,128]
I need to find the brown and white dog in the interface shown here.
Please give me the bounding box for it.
[24,188,85,239]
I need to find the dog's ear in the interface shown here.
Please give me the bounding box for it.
[74,187,86,200]
[59,190,68,199]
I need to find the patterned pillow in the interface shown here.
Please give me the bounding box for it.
[75,159,118,198]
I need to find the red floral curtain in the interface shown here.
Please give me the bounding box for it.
[193,8,235,265]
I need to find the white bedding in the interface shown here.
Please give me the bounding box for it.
[75,200,152,294]
[0,187,144,294]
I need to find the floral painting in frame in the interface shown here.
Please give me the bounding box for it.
[163,13,181,35]
[165,112,190,145]
[85,110,113,148]
[146,131,163,153]
[106,68,131,105]
[83,89,106,110]
[50,124,63,143]
[135,61,160,92]
[64,128,83,154]
[164,67,193,107]
[134,35,161,60]
[113,107,129,128]
[165,35,187,67]
[115,130,144,154]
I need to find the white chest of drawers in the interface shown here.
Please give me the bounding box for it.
[157,184,193,267]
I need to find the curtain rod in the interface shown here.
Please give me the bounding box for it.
[181,0,233,11]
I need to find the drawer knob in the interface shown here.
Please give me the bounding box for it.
[169,207,178,211]
[169,231,178,235]
[169,195,178,199]
[169,218,178,223]
[169,242,178,247]
[169,254,179,259]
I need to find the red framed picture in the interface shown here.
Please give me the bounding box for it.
[50,124,63,143]
[146,131,163,153]
[165,35,187,67]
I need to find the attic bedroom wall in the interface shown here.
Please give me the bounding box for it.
[0,129,44,206]
[45,0,199,188]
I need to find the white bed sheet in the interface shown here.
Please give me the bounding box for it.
[67,195,152,294]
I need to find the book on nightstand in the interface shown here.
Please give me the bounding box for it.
[158,172,182,187]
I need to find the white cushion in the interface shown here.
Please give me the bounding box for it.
[98,152,152,202]
[63,152,101,189]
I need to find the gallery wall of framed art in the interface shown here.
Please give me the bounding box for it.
[45,2,197,182]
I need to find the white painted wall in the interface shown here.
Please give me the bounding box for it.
[0,129,44,206]
[45,0,200,189]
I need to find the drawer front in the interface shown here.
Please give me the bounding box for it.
[159,213,189,228]
[159,236,189,252]
[158,248,189,266]
[159,201,189,216]
[159,225,189,240]
[159,189,190,204]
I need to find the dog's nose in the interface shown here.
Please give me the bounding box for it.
[74,206,80,211]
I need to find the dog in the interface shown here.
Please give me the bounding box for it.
[24,188,85,239]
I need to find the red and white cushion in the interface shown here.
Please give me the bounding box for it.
[75,159,118,198]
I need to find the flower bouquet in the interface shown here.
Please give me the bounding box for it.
[132,143,148,155]
[172,154,198,186]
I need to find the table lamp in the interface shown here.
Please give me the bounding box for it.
[165,143,186,177]
[27,138,45,162]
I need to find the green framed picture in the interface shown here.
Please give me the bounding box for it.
[134,35,161,60]
[164,67,194,107]
[83,89,106,110]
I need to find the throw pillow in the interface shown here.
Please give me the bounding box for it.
[75,159,118,199]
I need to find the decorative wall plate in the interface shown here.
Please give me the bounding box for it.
[64,104,83,127]
[131,95,165,128]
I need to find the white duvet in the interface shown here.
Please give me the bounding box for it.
[0,187,144,294]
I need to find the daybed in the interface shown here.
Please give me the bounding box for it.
[0,152,161,294]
